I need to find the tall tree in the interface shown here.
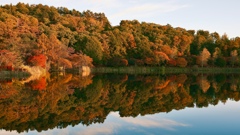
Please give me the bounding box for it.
[230,50,238,67]
[200,48,211,67]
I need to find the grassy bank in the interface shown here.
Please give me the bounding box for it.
[91,67,240,74]
[0,71,30,79]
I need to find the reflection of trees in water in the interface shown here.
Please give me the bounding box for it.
[0,73,240,132]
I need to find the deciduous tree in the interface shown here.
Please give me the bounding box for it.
[199,48,211,67]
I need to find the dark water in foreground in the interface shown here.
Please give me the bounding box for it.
[0,73,240,135]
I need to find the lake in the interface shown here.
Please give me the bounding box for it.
[0,73,240,135]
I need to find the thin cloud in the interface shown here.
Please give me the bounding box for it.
[77,126,115,135]
[81,0,120,9]
[111,112,190,131]
[109,1,189,25]
[0,131,19,135]
[122,117,189,130]
[111,3,186,18]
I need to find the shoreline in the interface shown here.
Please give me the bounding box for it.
[91,67,240,74]
[0,71,30,79]
[2,67,240,78]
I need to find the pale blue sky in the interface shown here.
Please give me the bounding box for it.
[1,0,240,38]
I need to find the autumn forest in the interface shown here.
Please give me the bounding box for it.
[2,2,240,134]
[0,3,240,73]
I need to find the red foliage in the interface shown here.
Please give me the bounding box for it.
[27,54,46,68]
[0,50,16,70]
[144,57,154,65]
[109,58,129,66]
[6,65,14,71]
[0,79,12,84]
[30,77,46,91]
[0,65,14,71]
[135,59,144,66]
[120,59,128,66]
[167,58,177,66]
[118,75,128,82]
[0,62,14,71]
[167,75,177,81]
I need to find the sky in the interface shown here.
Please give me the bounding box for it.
[0,0,240,38]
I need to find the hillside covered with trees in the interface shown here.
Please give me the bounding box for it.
[1,3,240,72]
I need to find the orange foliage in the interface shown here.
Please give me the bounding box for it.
[59,58,72,69]
[0,84,17,99]
[76,106,85,112]
[68,53,93,68]
[127,91,136,106]
[77,75,93,88]
[144,76,154,83]
[161,45,172,56]
[66,88,75,95]
[61,74,73,84]
[178,51,184,56]
[155,79,171,90]
[154,51,170,61]
[127,34,136,48]
[0,50,16,70]
[176,57,188,67]
[197,76,210,93]
[176,74,188,84]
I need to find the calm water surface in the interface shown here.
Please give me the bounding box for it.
[0,73,240,135]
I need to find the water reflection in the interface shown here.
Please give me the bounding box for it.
[112,112,190,130]
[0,73,240,134]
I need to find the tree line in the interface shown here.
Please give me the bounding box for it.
[0,3,240,71]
